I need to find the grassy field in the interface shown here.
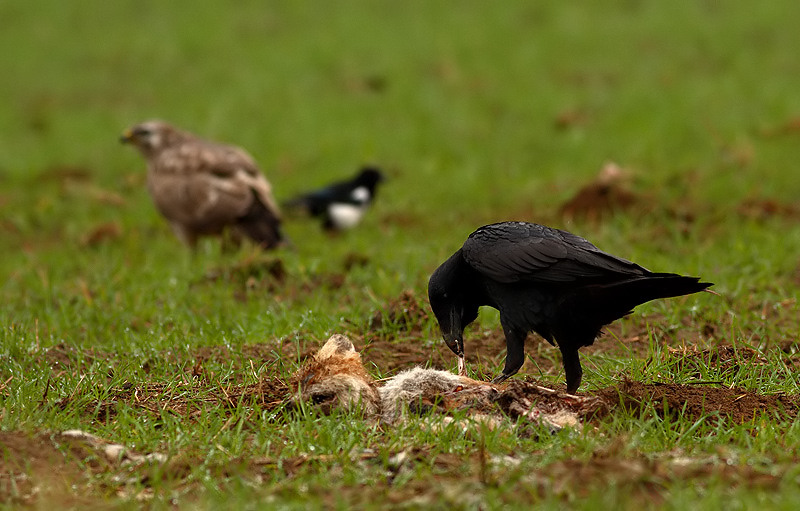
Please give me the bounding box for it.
[2,1,800,508]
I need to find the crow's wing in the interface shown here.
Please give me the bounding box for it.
[461,222,649,284]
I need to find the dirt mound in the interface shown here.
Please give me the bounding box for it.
[597,379,798,424]
[0,430,166,505]
[80,221,122,247]
[558,162,639,222]
[737,197,800,221]
[0,431,87,506]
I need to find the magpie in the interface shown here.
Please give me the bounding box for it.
[428,221,713,393]
[284,166,385,231]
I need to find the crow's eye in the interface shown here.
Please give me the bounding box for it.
[311,392,335,404]
[134,128,152,137]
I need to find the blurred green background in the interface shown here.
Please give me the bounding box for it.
[2,1,800,507]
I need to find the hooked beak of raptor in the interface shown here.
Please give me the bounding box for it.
[119,129,134,144]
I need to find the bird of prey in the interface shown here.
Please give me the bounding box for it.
[120,120,285,249]
[283,166,385,231]
[428,221,712,393]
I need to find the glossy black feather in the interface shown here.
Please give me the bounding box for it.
[428,221,713,393]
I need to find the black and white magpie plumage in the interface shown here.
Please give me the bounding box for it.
[428,221,713,393]
[284,167,385,231]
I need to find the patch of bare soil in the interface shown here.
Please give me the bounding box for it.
[558,162,639,222]
[759,116,800,137]
[0,430,165,506]
[737,197,800,221]
[340,72,388,94]
[596,379,799,424]
[553,107,591,130]
[80,221,122,247]
[0,431,86,506]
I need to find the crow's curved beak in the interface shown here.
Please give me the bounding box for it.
[441,306,465,357]
[119,129,134,144]
[443,331,464,357]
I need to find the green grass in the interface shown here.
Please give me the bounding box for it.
[2,1,800,508]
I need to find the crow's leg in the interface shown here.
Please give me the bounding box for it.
[558,344,582,394]
[492,323,526,384]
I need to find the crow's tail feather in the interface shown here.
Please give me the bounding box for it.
[625,273,713,302]
[580,273,712,327]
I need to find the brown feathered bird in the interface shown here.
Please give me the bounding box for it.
[428,221,713,394]
[120,120,285,249]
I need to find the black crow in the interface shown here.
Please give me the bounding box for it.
[428,221,713,393]
[284,166,385,231]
